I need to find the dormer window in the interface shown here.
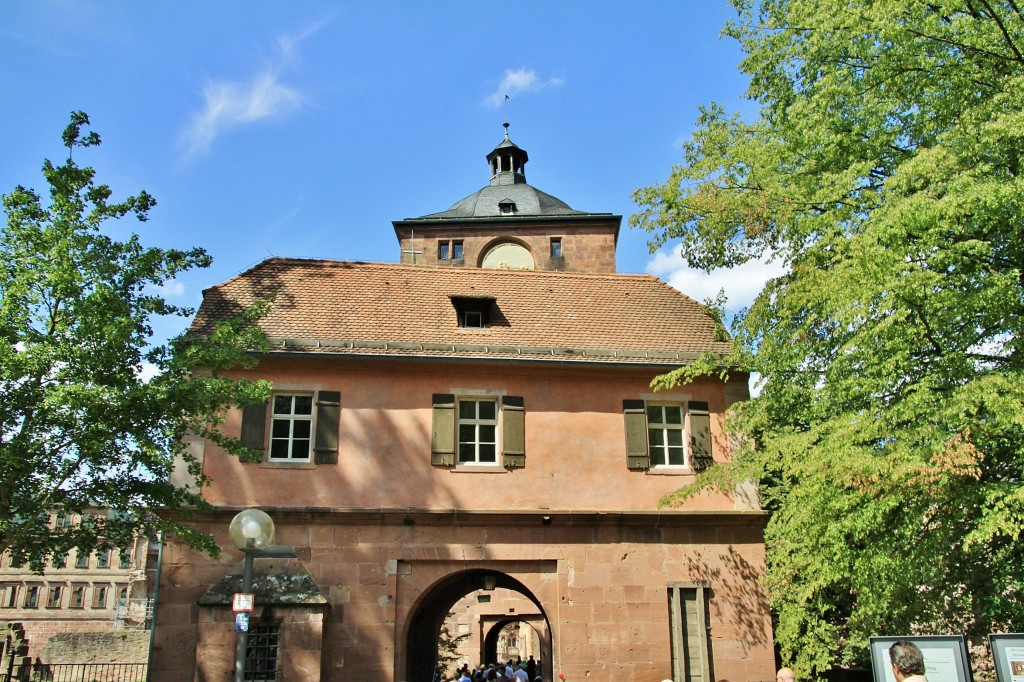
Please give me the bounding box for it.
[498,200,517,215]
[451,296,494,328]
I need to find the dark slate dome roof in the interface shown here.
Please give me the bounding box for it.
[412,124,597,220]
[420,183,586,219]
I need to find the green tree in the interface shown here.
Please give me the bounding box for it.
[436,611,470,680]
[0,112,269,572]
[632,2,1024,676]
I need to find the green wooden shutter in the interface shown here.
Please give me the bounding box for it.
[688,401,712,472]
[623,399,649,470]
[669,583,712,682]
[314,391,341,464]
[240,401,268,463]
[501,396,525,468]
[431,394,456,466]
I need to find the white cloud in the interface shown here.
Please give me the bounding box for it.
[156,279,185,298]
[648,246,786,399]
[181,70,303,158]
[484,68,565,108]
[647,244,787,320]
[136,362,161,383]
[180,20,330,158]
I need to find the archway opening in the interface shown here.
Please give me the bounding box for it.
[404,569,551,682]
[483,617,543,673]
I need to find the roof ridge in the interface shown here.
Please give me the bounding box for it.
[249,257,665,283]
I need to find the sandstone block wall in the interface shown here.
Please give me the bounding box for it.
[150,511,776,682]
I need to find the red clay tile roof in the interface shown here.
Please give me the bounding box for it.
[191,258,731,365]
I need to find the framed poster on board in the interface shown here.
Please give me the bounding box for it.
[989,634,1024,682]
[869,636,972,682]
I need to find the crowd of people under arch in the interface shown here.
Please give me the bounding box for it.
[438,655,543,682]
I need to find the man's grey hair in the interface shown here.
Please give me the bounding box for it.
[889,640,925,676]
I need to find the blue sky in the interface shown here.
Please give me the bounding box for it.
[0,1,782,344]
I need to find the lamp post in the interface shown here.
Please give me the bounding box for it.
[228,509,275,682]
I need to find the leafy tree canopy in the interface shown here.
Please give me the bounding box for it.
[633,1,1024,675]
[0,112,269,572]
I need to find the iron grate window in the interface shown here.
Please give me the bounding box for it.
[245,623,281,681]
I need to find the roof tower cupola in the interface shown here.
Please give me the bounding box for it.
[486,122,528,186]
[393,124,622,273]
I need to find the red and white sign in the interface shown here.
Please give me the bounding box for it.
[232,593,254,612]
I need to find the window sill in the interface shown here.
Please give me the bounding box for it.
[260,460,317,470]
[646,467,694,476]
[452,464,507,474]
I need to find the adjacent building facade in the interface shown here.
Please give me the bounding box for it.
[149,126,775,682]
[0,512,153,663]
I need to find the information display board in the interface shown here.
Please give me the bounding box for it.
[869,636,972,682]
[989,634,1024,682]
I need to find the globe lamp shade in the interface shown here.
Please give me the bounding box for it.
[228,509,275,550]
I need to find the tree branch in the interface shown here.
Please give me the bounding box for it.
[977,0,1024,65]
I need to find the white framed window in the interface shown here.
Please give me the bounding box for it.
[647,404,686,467]
[457,398,498,465]
[269,394,314,461]
[432,394,525,468]
[623,400,712,472]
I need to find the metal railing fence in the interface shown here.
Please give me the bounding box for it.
[1,661,147,682]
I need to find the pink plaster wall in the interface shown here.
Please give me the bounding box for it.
[197,356,744,513]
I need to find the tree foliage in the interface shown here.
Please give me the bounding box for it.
[633,2,1024,676]
[0,112,269,572]
[435,611,471,680]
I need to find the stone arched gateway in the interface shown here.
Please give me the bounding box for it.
[155,507,773,681]
[399,564,556,682]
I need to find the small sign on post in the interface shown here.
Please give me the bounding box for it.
[232,593,254,613]
[235,612,249,633]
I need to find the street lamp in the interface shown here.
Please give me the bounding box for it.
[229,508,275,682]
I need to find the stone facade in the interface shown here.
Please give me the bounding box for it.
[153,508,770,682]
[0,514,153,664]
[394,218,619,273]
